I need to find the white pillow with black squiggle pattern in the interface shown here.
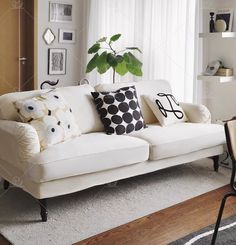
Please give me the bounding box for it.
[14,90,80,150]
[144,93,188,126]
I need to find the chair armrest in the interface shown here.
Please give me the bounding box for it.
[0,120,40,167]
[180,102,211,123]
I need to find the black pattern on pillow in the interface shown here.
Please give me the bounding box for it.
[91,86,145,135]
[144,92,188,126]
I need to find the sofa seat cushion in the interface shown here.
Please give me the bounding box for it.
[28,133,149,182]
[130,123,225,160]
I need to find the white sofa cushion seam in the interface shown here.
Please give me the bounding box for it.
[34,144,149,166]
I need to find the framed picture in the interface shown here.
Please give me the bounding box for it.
[49,2,72,23]
[48,49,67,75]
[43,28,56,45]
[59,29,76,44]
[215,9,234,32]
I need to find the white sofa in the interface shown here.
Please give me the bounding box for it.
[0,80,225,221]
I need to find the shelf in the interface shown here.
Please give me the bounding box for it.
[199,32,236,38]
[197,75,235,83]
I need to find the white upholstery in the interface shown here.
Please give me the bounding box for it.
[0,81,227,200]
[0,145,223,199]
[0,85,104,133]
[180,102,211,124]
[0,120,40,167]
[28,133,149,182]
[130,123,225,160]
[0,89,45,121]
[95,80,172,124]
[56,85,103,133]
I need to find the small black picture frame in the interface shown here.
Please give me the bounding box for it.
[48,48,67,75]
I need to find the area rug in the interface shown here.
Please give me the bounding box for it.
[170,214,236,245]
[0,160,231,245]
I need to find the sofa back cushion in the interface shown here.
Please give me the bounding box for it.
[95,80,172,124]
[0,85,103,133]
[56,85,103,133]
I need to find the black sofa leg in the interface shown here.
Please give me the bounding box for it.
[39,199,48,222]
[211,155,219,172]
[3,180,9,190]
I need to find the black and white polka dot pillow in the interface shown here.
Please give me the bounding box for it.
[91,86,145,135]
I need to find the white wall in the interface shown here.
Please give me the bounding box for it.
[36,0,88,88]
[201,0,236,122]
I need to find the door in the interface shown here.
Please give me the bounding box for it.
[0,0,34,95]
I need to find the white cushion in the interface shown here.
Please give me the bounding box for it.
[0,85,104,133]
[130,123,225,160]
[28,133,149,182]
[95,80,172,124]
[180,102,211,123]
[56,85,104,133]
[14,91,80,150]
[143,93,188,126]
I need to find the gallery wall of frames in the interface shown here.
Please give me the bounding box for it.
[36,0,87,89]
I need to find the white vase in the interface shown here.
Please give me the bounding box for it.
[214,19,227,32]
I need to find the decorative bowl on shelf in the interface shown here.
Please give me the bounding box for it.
[214,19,227,32]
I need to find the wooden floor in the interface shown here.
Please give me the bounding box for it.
[75,185,236,245]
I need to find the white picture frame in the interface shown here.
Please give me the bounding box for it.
[49,2,73,23]
[215,9,234,32]
[43,28,56,45]
[48,49,67,75]
[59,29,76,44]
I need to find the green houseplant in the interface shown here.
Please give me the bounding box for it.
[86,34,143,83]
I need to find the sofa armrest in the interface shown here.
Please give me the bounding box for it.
[0,120,40,167]
[180,102,211,124]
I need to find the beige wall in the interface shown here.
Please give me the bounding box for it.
[36,0,88,89]
[201,0,236,122]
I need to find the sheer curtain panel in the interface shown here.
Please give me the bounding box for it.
[86,0,197,102]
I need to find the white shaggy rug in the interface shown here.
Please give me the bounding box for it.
[0,160,231,245]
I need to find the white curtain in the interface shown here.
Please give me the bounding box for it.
[86,0,197,102]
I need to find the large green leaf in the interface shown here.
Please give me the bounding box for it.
[126,64,143,76]
[115,60,128,76]
[126,52,142,67]
[88,43,100,54]
[96,51,110,74]
[126,47,142,53]
[107,53,118,67]
[110,34,122,42]
[123,52,143,76]
[86,53,99,73]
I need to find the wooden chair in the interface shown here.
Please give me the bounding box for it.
[211,119,236,244]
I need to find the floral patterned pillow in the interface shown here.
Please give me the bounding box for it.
[14,90,80,150]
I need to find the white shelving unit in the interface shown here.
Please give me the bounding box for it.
[198,32,236,83]
[199,32,236,38]
[197,75,235,83]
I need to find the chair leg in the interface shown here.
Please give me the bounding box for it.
[211,155,219,172]
[39,199,48,222]
[3,180,9,190]
[211,192,236,245]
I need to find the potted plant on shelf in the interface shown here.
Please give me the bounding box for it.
[86,34,143,83]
